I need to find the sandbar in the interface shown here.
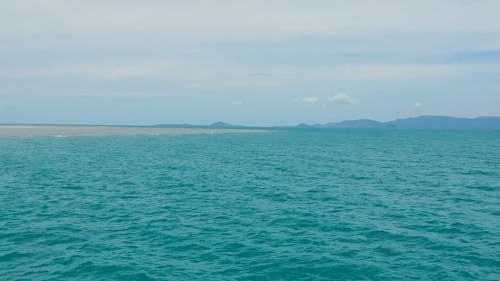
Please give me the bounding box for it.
[0,125,267,138]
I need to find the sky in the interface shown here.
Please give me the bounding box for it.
[1,0,500,126]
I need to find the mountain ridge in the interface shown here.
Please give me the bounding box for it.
[296,115,500,130]
[152,116,500,130]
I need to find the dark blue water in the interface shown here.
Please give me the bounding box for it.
[1,130,499,280]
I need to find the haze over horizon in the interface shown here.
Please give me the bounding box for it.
[1,1,500,126]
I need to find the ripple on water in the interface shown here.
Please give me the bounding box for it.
[1,131,499,280]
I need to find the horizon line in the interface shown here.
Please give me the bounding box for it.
[1,115,500,128]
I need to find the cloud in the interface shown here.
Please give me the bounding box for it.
[328,93,355,104]
[231,100,243,106]
[0,64,151,80]
[414,102,423,108]
[302,96,319,105]
[2,1,500,42]
[2,62,495,82]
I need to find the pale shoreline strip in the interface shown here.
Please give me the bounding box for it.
[0,125,268,138]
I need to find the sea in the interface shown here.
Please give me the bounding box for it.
[1,130,499,280]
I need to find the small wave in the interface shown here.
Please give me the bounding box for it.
[461,170,496,176]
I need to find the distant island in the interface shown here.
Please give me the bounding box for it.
[3,116,500,133]
[155,116,500,130]
[294,116,500,130]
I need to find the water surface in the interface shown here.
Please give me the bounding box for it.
[1,130,499,280]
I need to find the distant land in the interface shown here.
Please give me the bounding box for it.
[294,116,500,130]
[155,116,500,130]
[2,116,500,132]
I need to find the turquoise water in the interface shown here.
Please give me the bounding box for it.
[1,130,499,280]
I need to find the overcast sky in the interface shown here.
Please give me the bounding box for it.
[1,0,499,125]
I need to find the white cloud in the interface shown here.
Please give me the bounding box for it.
[328,93,355,104]
[0,61,497,91]
[1,1,500,42]
[268,63,499,81]
[334,64,482,80]
[231,100,243,106]
[414,102,423,108]
[0,64,151,80]
[302,96,319,105]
